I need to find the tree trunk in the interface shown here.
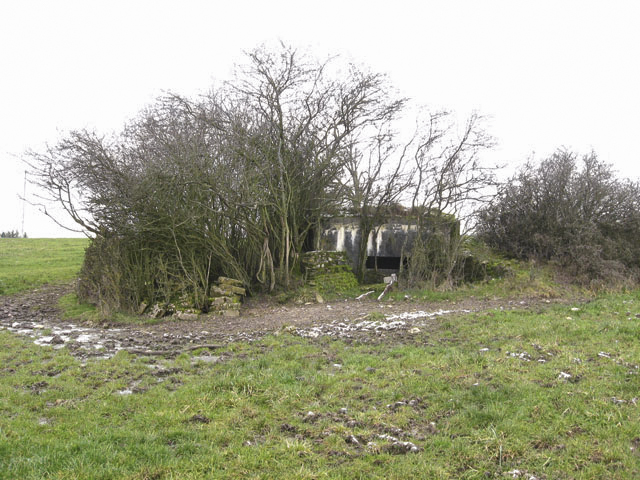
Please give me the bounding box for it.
[356,221,372,283]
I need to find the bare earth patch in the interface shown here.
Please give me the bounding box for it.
[0,283,579,359]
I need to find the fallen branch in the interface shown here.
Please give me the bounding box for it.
[356,290,375,300]
[377,274,397,301]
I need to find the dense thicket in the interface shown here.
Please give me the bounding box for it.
[477,150,640,285]
[28,45,495,312]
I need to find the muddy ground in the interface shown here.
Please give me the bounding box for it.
[0,283,577,360]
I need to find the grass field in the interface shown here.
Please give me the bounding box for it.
[1,239,639,478]
[0,238,88,295]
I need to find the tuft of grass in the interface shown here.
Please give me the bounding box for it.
[58,292,96,319]
[0,238,88,295]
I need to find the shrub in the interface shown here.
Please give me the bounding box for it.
[29,45,407,311]
[477,149,640,284]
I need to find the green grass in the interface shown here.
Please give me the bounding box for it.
[0,238,88,295]
[2,291,640,478]
[58,292,96,319]
[2,239,640,478]
[389,261,585,303]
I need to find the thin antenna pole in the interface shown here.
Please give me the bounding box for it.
[21,171,26,237]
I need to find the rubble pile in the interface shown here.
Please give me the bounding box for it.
[142,276,246,320]
[208,276,246,317]
[301,251,350,278]
[301,251,358,294]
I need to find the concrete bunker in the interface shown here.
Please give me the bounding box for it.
[316,214,458,278]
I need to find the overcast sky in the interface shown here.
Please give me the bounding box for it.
[1,0,639,237]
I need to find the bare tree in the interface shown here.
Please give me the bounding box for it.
[338,109,496,285]
[230,44,405,287]
[400,112,497,286]
[340,124,411,281]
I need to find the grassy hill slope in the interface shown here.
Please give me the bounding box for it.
[0,238,88,295]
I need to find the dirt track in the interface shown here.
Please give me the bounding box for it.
[0,283,577,360]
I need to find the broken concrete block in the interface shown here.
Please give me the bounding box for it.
[217,276,243,287]
[149,304,166,318]
[209,286,227,297]
[225,285,246,296]
[174,312,199,321]
[138,302,148,315]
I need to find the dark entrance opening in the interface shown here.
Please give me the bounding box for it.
[302,226,316,252]
[365,256,402,270]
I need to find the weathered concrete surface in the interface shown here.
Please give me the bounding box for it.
[319,217,420,270]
